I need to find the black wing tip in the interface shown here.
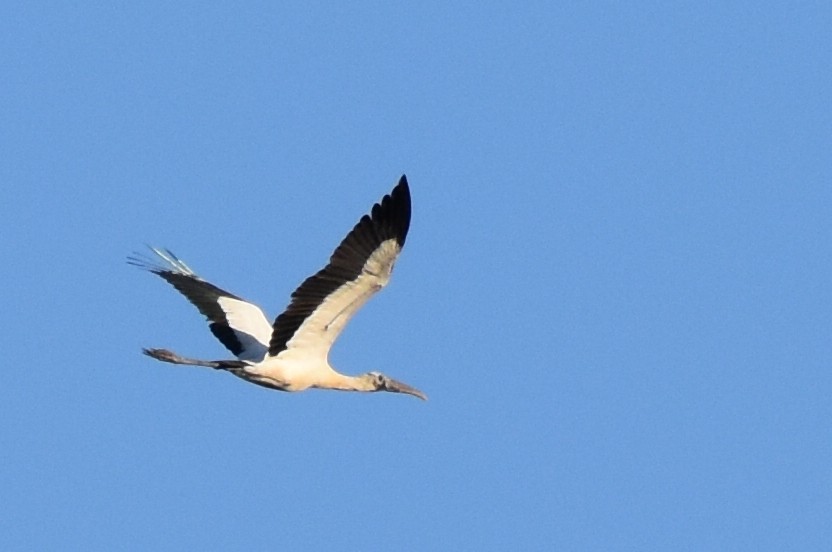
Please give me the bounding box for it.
[393,174,410,203]
[126,246,190,276]
[126,251,164,274]
[386,174,412,246]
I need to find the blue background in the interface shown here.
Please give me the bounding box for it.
[2,2,830,550]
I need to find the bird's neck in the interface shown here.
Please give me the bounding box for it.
[317,371,373,392]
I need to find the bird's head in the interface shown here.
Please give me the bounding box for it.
[363,371,427,401]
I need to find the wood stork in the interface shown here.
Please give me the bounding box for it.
[129,175,425,400]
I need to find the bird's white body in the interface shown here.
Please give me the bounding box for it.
[130,176,425,400]
[244,353,333,392]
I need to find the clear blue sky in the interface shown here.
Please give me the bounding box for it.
[2,2,830,550]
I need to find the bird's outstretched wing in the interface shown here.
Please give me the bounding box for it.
[129,247,272,361]
[268,175,411,360]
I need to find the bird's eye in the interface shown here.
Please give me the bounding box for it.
[375,374,385,386]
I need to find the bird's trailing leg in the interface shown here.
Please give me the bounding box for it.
[142,348,249,373]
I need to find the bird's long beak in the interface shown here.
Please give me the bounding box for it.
[385,378,428,401]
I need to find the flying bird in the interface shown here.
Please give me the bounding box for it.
[129,175,425,400]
